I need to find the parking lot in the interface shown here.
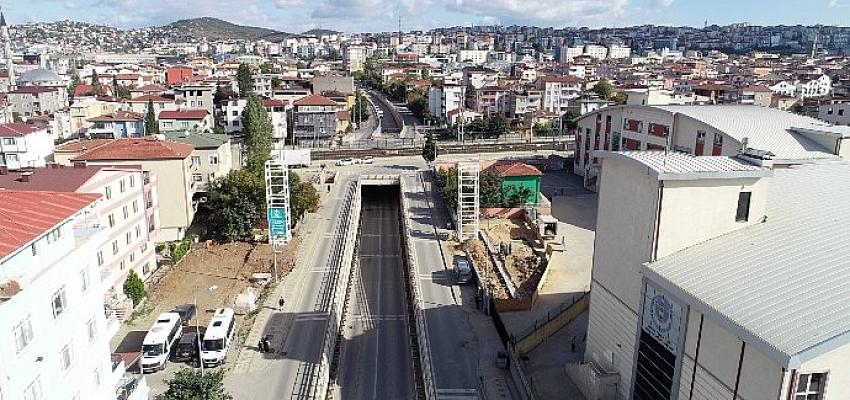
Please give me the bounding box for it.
[111,240,298,395]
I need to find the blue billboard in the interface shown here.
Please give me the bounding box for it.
[268,207,288,238]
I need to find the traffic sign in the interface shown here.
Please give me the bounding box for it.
[268,207,288,238]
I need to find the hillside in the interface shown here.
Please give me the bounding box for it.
[302,28,341,37]
[167,17,290,41]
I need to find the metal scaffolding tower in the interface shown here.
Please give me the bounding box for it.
[457,161,480,241]
[265,160,291,244]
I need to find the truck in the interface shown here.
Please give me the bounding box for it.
[276,149,311,168]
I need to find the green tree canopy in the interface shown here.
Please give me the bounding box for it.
[242,94,273,176]
[562,109,582,132]
[422,131,436,164]
[289,171,320,222]
[592,79,614,100]
[122,270,145,306]
[160,369,233,400]
[145,99,159,135]
[204,170,265,242]
[237,63,253,98]
[479,170,504,207]
[90,70,99,86]
[350,90,370,124]
[407,89,428,120]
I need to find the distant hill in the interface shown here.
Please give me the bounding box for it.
[167,17,291,41]
[302,28,342,37]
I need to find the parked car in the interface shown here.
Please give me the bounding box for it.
[171,304,197,326]
[172,331,202,363]
[455,257,473,285]
[357,156,374,164]
[336,158,354,166]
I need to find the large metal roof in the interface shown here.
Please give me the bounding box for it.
[599,151,772,181]
[644,160,850,367]
[653,105,839,161]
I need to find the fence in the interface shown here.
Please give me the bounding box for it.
[513,293,589,356]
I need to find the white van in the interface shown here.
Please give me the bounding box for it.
[201,308,236,367]
[141,313,183,372]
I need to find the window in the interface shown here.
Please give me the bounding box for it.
[135,225,141,238]
[133,200,138,213]
[97,251,104,266]
[232,120,240,127]
[60,343,73,371]
[129,175,135,187]
[839,109,845,116]
[120,260,126,270]
[52,287,67,318]
[31,242,37,256]
[130,252,135,262]
[736,192,752,222]
[120,179,126,193]
[104,186,112,200]
[126,231,132,244]
[93,367,101,387]
[695,131,706,155]
[80,268,90,292]
[108,214,115,228]
[112,240,119,255]
[827,108,834,115]
[123,205,129,219]
[232,110,239,116]
[143,262,151,275]
[2,137,15,145]
[13,316,34,353]
[23,377,42,400]
[192,173,203,183]
[191,155,201,165]
[141,242,148,253]
[795,373,827,400]
[712,133,723,156]
[86,317,97,342]
[209,154,219,165]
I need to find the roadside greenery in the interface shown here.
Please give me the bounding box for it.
[122,270,145,307]
[436,167,534,210]
[422,131,436,164]
[160,369,233,400]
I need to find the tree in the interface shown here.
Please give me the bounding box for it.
[112,76,119,91]
[464,81,476,108]
[487,114,508,138]
[562,109,582,132]
[479,170,504,207]
[145,99,159,135]
[350,90,370,124]
[160,369,233,400]
[288,172,320,222]
[406,90,428,120]
[122,270,145,307]
[611,91,627,105]
[242,94,273,176]
[271,77,282,90]
[116,85,131,99]
[422,131,436,164]
[237,63,253,98]
[592,79,614,100]
[90,70,99,86]
[436,166,458,210]
[68,72,81,98]
[259,62,276,74]
[204,170,265,241]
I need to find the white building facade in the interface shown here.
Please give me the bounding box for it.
[0,123,55,170]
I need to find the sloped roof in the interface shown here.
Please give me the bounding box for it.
[486,161,543,177]
[0,165,106,191]
[88,111,144,122]
[645,161,850,367]
[600,151,771,180]
[159,110,209,120]
[162,132,229,149]
[72,138,193,161]
[293,94,337,107]
[0,191,100,260]
[0,123,47,137]
[55,139,113,154]
[653,105,839,161]
[127,94,174,103]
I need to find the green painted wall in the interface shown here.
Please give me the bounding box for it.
[501,175,540,205]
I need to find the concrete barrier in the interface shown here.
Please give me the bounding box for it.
[514,294,589,356]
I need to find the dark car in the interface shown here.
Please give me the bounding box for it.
[172,331,201,363]
[172,304,197,326]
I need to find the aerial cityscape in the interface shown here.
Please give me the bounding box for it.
[0,1,849,400]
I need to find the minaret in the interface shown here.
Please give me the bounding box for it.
[1,8,13,88]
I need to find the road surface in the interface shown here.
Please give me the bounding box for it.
[403,172,480,398]
[336,185,416,399]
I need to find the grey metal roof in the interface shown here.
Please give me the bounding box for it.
[654,105,838,161]
[600,151,772,181]
[18,68,61,83]
[644,160,850,367]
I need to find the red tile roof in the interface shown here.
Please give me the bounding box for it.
[0,123,47,137]
[134,84,165,92]
[0,165,106,191]
[262,98,288,107]
[10,86,55,94]
[0,191,101,260]
[336,110,351,121]
[88,111,144,122]
[55,139,113,153]
[293,94,337,107]
[541,75,582,84]
[115,74,141,80]
[127,94,174,103]
[72,138,194,161]
[486,162,543,177]
[158,110,209,120]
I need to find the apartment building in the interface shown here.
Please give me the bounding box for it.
[0,123,55,170]
[291,94,340,146]
[573,105,850,184]
[124,94,178,115]
[87,111,145,139]
[0,164,160,322]
[158,110,213,133]
[70,98,120,137]
[55,138,195,241]
[8,86,65,117]
[540,75,583,115]
[0,191,116,400]
[174,84,215,116]
[428,84,464,122]
[343,44,370,72]
[163,132,232,190]
[818,101,850,125]
[578,150,850,400]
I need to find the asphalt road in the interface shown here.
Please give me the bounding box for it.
[403,173,480,398]
[337,185,416,399]
[366,90,402,134]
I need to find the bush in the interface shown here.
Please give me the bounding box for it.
[123,270,145,307]
[171,238,192,264]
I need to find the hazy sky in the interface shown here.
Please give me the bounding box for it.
[4,0,849,33]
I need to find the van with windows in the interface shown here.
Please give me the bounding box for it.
[456,257,473,285]
[201,308,236,367]
[141,313,183,372]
